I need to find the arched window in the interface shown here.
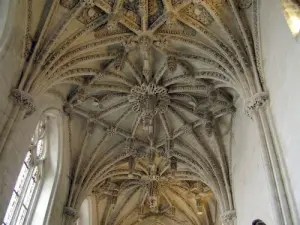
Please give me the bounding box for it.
[282,0,300,36]
[2,118,48,225]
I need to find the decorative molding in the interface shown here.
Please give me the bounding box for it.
[63,103,73,116]
[10,89,36,116]
[237,0,253,9]
[244,92,269,116]
[128,83,170,131]
[221,210,236,225]
[63,206,79,222]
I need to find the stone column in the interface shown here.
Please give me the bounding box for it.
[245,92,299,225]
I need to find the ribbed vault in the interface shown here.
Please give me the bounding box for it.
[65,43,235,224]
[11,0,264,224]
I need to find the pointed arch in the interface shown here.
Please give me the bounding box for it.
[31,108,65,225]
[1,108,65,225]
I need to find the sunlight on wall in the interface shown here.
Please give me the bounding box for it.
[282,0,300,37]
[289,15,300,34]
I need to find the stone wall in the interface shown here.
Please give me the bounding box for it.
[78,198,92,225]
[231,99,276,225]
[0,0,31,221]
[231,1,300,224]
[0,0,25,134]
[260,0,300,218]
[0,1,70,224]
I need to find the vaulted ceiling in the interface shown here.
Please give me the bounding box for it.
[17,0,262,224]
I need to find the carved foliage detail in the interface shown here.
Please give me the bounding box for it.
[245,92,269,116]
[10,89,36,116]
[64,206,79,222]
[221,210,236,225]
[128,83,170,129]
[237,0,253,9]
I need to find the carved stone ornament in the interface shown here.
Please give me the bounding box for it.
[80,0,95,8]
[10,89,36,116]
[221,210,236,225]
[245,92,269,117]
[237,0,253,9]
[63,206,79,222]
[167,56,177,72]
[181,124,193,135]
[63,103,73,116]
[60,0,78,9]
[128,83,170,130]
[88,111,99,121]
[139,35,152,57]
[34,0,251,222]
[87,121,95,135]
[106,126,117,136]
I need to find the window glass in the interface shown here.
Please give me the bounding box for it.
[2,118,47,225]
[15,206,26,225]
[3,192,18,225]
[14,164,29,195]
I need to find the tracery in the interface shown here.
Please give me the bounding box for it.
[2,118,47,225]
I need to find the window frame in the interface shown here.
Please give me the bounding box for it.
[2,118,48,225]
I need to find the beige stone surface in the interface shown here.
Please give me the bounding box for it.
[0,1,299,225]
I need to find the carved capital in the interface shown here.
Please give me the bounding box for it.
[64,206,79,222]
[221,210,236,225]
[10,89,36,116]
[245,92,269,117]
